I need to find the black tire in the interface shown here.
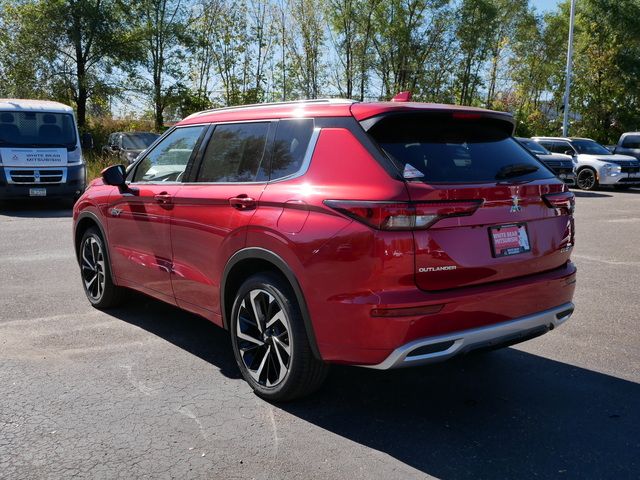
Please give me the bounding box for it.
[577,168,599,190]
[79,227,126,309]
[230,272,328,401]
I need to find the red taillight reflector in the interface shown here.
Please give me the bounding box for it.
[371,304,444,317]
[452,112,483,120]
[324,200,483,230]
[543,192,575,214]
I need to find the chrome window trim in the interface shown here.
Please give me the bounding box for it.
[179,126,321,186]
[128,121,320,187]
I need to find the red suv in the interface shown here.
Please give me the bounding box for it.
[73,99,576,400]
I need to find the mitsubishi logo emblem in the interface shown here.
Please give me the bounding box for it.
[510,195,522,213]
[34,171,41,183]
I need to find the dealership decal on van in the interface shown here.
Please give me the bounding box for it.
[0,148,67,166]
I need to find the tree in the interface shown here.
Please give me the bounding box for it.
[484,0,528,108]
[289,0,325,98]
[453,0,498,106]
[326,0,380,100]
[131,0,190,130]
[508,7,565,136]
[0,0,136,128]
[371,0,452,99]
[569,0,640,142]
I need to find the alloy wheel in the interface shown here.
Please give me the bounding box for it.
[235,288,292,387]
[81,236,106,301]
[577,169,596,190]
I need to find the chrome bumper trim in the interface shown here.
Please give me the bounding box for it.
[362,302,575,370]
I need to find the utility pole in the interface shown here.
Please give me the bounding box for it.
[281,3,286,102]
[562,0,576,136]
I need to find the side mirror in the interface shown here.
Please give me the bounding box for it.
[564,150,575,156]
[101,164,126,187]
[81,133,94,150]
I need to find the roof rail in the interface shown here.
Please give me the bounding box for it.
[191,98,357,117]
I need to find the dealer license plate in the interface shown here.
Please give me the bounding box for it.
[490,223,531,258]
[29,188,47,197]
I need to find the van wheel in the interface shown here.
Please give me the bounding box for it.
[577,168,598,190]
[230,272,328,401]
[79,227,126,308]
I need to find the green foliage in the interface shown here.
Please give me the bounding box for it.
[0,0,138,127]
[2,0,640,144]
[568,0,640,142]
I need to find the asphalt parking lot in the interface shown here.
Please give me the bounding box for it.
[1,190,639,480]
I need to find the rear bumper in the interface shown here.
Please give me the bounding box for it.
[0,164,86,199]
[314,261,577,365]
[362,302,574,369]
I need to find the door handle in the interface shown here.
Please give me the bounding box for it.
[229,195,256,210]
[154,192,173,204]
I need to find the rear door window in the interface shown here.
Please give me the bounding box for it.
[196,122,270,183]
[269,119,315,180]
[367,115,553,183]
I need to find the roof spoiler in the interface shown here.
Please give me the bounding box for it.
[359,109,516,136]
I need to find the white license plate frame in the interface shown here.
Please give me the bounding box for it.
[29,188,47,197]
[489,223,531,258]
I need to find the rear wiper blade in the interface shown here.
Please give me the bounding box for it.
[496,163,539,180]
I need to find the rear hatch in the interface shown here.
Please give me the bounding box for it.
[362,110,574,291]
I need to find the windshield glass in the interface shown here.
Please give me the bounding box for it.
[0,111,77,148]
[571,139,611,155]
[368,115,553,184]
[518,138,549,155]
[122,132,159,149]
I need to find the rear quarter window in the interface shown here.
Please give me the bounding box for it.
[269,118,314,180]
[367,115,553,183]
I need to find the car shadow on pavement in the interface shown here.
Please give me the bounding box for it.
[105,293,639,479]
[106,292,241,379]
[613,188,640,194]
[0,199,73,218]
[284,351,639,479]
[571,191,612,198]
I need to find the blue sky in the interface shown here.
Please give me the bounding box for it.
[532,0,562,12]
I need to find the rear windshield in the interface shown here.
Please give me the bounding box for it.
[0,111,77,148]
[122,132,159,149]
[367,115,553,183]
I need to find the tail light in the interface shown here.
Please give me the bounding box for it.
[543,192,575,214]
[323,200,483,230]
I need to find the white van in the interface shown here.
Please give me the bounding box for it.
[0,99,86,202]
